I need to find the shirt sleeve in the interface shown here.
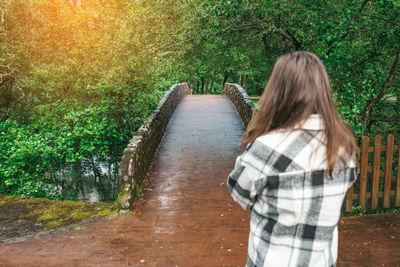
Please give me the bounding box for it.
[227,150,265,212]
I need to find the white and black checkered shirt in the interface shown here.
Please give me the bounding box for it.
[227,114,356,267]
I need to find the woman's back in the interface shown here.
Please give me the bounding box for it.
[228,114,356,266]
[227,51,357,266]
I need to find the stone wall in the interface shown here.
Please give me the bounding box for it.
[222,83,255,128]
[117,83,191,210]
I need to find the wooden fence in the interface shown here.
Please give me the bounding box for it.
[344,134,400,212]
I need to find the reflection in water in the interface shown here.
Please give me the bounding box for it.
[78,187,100,203]
[55,157,119,203]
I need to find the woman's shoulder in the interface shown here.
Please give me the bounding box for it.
[252,114,324,148]
[253,128,310,151]
[246,128,326,172]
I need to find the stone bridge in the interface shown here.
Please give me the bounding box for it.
[117,83,254,211]
[0,83,399,266]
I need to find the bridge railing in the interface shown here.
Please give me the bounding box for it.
[117,83,191,210]
[223,83,255,127]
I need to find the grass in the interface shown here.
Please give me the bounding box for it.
[251,98,259,105]
[342,205,400,217]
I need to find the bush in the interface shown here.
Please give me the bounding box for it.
[0,86,159,199]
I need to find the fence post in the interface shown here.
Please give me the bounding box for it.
[371,135,382,210]
[359,136,369,210]
[383,134,394,208]
[345,183,354,212]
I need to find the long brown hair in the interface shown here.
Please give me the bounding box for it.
[243,51,356,176]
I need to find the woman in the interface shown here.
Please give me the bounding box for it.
[227,51,357,267]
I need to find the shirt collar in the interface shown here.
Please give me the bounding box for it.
[296,114,324,130]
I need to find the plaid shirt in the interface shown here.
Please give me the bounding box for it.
[227,114,356,267]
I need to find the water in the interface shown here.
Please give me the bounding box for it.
[78,187,100,203]
[53,157,119,203]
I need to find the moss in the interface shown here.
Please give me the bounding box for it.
[117,186,130,199]
[59,200,79,206]
[44,220,64,230]
[58,200,86,208]
[119,209,131,215]
[21,208,47,218]
[28,197,50,204]
[69,209,94,220]
[96,208,118,217]
[38,207,69,221]
[74,226,87,230]
[123,147,135,153]
[95,202,111,209]
[2,194,118,233]
[4,195,18,201]
[135,184,143,197]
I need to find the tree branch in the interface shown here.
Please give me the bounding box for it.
[358,13,400,28]
[326,0,370,56]
[285,29,301,50]
[362,46,400,132]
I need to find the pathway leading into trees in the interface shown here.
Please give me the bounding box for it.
[0,95,399,266]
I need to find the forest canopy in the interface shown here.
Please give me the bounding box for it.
[0,0,399,200]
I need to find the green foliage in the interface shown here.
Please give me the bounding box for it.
[1,0,399,200]
[0,0,172,199]
[0,85,157,199]
[174,0,400,138]
[346,205,400,217]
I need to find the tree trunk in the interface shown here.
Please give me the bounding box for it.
[201,76,205,94]
[205,73,210,94]
[243,75,247,90]
[223,72,230,90]
[190,78,194,92]
[209,72,215,94]
[238,75,242,86]
[90,154,102,185]
[262,34,274,66]
[362,46,400,133]
[195,79,199,94]
[262,34,269,55]
[1,78,14,120]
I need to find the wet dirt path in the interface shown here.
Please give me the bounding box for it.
[0,95,250,266]
[1,95,399,266]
